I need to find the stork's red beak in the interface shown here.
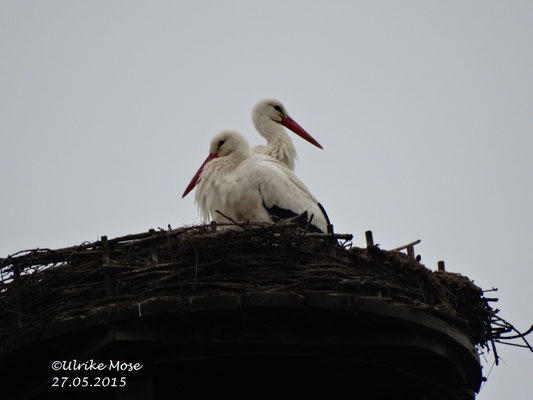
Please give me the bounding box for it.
[182,153,218,198]
[280,116,323,150]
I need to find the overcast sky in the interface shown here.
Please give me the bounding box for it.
[1,1,532,398]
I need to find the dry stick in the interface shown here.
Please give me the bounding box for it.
[437,261,446,272]
[214,210,248,229]
[499,324,533,341]
[491,316,533,350]
[305,232,353,240]
[275,211,308,228]
[390,239,421,252]
[365,231,374,247]
[106,226,192,245]
[493,340,533,349]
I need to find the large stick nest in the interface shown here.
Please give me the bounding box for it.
[0,221,530,361]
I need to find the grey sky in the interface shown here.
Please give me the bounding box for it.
[1,1,532,398]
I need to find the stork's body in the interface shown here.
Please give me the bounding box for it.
[251,99,323,171]
[182,131,329,233]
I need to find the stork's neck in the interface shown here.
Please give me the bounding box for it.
[204,147,250,178]
[255,119,297,171]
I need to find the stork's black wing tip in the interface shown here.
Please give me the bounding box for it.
[317,203,331,225]
[262,201,323,233]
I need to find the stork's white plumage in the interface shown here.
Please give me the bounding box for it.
[251,99,323,171]
[182,130,330,232]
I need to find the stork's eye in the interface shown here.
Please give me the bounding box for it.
[273,105,283,113]
[218,140,225,148]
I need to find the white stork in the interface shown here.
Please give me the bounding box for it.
[182,130,330,233]
[251,99,323,171]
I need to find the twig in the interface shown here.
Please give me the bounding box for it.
[214,210,248,230]
[390,239,421,252]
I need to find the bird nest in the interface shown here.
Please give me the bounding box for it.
[0,219,531,363]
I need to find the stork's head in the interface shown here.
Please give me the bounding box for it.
[252,98,323,149]
[182,130,250,198]
[252,98,288,124]
[208,130,249,158]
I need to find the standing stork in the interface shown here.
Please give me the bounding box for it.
[252,99,323,171]
[182,130,330,232]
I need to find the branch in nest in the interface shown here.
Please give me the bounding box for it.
[275,211,309,227]
[305,232,354,240]
[214,210,248,230]
[489,315,533,361]
[390,240,422,252]
[499,324,533,341]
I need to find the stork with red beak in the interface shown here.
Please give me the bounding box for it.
[182,130,330,232]
[252,99,323,171]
